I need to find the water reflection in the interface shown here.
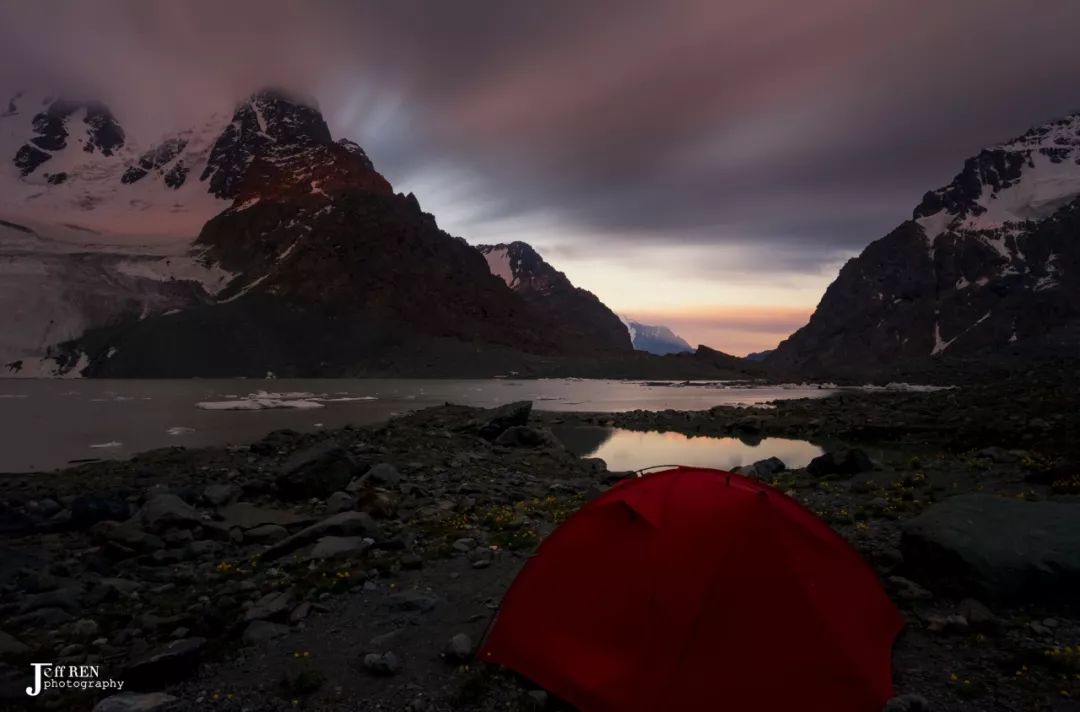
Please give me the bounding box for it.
[554,426,823,473]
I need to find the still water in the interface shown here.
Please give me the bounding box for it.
[0,378,835,472]
[555,426,823,473]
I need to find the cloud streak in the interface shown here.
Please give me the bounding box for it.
[3,1,1080,353]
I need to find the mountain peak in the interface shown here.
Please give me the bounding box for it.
[913,111,1080,238]
[476,241,632,351]
[770,107,1080,380]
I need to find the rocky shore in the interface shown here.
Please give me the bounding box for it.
[1,374,1079,711]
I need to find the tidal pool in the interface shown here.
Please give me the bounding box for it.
[554,426,824,473]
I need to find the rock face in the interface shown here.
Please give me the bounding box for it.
[768,112,1080,381]
[900,494,1080,603]
[477,241,632,352]
[620,318,692,355]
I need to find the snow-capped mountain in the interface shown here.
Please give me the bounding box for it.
[477,242,632,352]
[1,90,233,236]
[0,89,640,377]
[619,317,692,355]
[769,111,1080,380]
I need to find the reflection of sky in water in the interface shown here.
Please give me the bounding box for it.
[555,427,823,473]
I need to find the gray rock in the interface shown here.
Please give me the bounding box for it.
[133,494,203,533]
[957,598,997,631]
[901,494,1080,602]
[164,529,194,546]
[202,484,239,507]
[244,590,294,622]
[494,425,562,449]
[93,693,178,712]
[242,620,291,644]
[9,606,73,627]
[580,457,607,474]
[385,591,438,613]
[0,629,29,658]
[26,498,62,518]
[95,521,166,553]
[366,463,401,486]
[69,496,129,529]
[19,587,82,613]
[218,502,304,530]
[70,618,100,640]
[977,446,1022,464]
[245,524,289,543]
[124,637,206,688]
[478,401,532,440]
[444,633,472,662]
[262,511,378,561]
[99,578,141,595]
[324,491,357,514]
[289,602,312,625]
[807,449,873,478]
[749,456,787,477]
[363,651,402,676]
[276,443,363,500]
[308,535,373,560]
[883,694,931,712]
[887,576,933,601]
[452,538,476,552]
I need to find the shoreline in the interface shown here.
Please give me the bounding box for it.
[1,376,1078,710]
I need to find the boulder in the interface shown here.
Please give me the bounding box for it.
[735,457,786,478]
[242,620,291,644]
[218,502,304,530]
[19,587,82,613]
[262,511,378,561]
[202,484,239,507]
[244,590,293,622]
[385,591,438,613]
[444,633,472,663]
[0,500,37,535]
[977,446,1023,464]
[69,496,129,529]
[308,536,373,560]
[806,448,873,478]
[363,651,402,676]
[276,443,363,500]
[478,401,532,441]
[245,524,289,543]
[901,494,1080,603]
[133,495,202,533]
[93,693,178,712]
[494,425,563,449]
[124,637,205,689]
[324,491,357,514]
[365,463,401,487]
[94,521,165,554]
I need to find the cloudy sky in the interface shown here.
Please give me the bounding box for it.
[4,1,1080,354]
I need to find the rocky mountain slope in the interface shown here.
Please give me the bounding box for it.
[769,112,1080,381]
[619,317,692,354]
[58,93,642,377]
[476,242,631,352]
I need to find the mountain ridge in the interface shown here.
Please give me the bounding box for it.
[768,109,1080,381]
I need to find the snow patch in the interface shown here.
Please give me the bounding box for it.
[481,247,516,287]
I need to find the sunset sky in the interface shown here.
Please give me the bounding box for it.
[4,1,1080,354]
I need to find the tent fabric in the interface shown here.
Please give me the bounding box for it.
[479,466,903,712]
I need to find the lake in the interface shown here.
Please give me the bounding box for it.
[554,426,824,473]
[0,378,836,472]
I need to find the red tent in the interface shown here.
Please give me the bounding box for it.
[480,466,903,712]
